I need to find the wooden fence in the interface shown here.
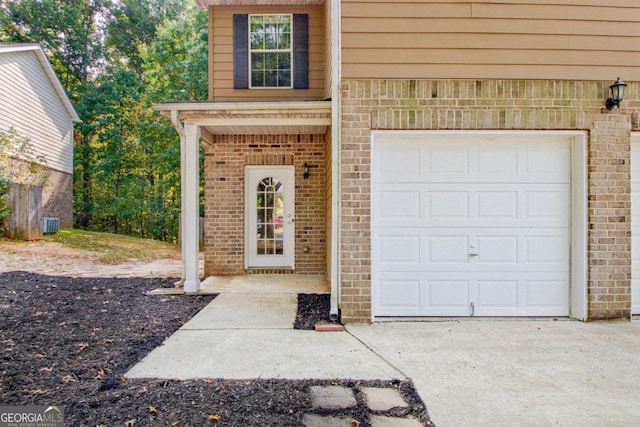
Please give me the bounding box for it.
[4,183,42,241]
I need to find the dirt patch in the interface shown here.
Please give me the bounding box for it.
[0,240,197,278]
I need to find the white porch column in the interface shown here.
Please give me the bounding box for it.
[182,124,201,292]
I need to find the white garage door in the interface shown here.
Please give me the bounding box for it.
[631,135,640,315]
[372,134,571,317]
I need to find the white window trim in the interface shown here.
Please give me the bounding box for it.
[248,13,294,90]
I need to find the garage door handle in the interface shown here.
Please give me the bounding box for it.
[469,246,479,257]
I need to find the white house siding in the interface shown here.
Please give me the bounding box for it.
[0,50,74,174]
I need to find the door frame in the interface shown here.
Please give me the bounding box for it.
[369,130,588,321]
[631,133,640,314]
[244,165,295,270]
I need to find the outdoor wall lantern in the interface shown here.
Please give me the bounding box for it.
[302,162,310,179]
[606,77,627,110]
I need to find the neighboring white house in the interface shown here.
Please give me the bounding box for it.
[0,43,80,228]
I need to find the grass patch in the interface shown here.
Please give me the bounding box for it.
[44,229,179,264]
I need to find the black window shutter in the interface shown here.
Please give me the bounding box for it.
[293,14,308,89]
[233,14,249,89]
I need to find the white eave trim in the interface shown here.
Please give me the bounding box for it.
[153,100,331,113]
[195,0,324,9]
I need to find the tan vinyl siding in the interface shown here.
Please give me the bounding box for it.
[342,1,640,81]
[210,5,325,100]
[0,50,74,174]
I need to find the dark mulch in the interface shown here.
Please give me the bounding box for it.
[0,272,432,426]
[294,293,331,330]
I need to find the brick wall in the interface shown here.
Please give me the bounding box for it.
[339,79,640,323]
[43,168,73,228]
[588,114,632,319]
[203,134,326,276]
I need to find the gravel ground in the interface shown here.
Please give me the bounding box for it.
[0,271,432,426]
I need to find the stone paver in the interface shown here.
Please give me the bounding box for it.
[306,386,427,427]
[303,414,353,427]
[362,387,408,411]
[370,415,424,427]
[310,385,357,409]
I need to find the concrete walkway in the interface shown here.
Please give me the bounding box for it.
[128,276,402,380]
[129,276,640,426]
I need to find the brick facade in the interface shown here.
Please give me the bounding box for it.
[44,168,73,228]
[339,79,640,323]
[588,114,633,320]
[203,134,327,276]
[6,158,73,229]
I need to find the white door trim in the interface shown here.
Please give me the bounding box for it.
[370,130,588,321]
[631,133,640,315]
[244,166,295,269]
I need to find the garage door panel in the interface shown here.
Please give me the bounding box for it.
[374,228,568,272]
[428,191,469,218]
[476,236,518,264]
[476,280,518,308]
[378,190,421,220]
[374,138,569,183]
[429,280,469,308]
[374,184,568,228]
[524,143,570,180]
[524,189,570,220]
[378,279,422,310]
[378,235,421,265]
[525,280,569,310]
[428,235,470,263]
[525,235,569,264]
[374,270,568,316]
[375,143,421,178]
[477,191,518,219]
[427,146,470,176]
[477,146,518,176]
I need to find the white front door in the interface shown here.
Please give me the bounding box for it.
[372,134,572,317]
[245,166,295,269]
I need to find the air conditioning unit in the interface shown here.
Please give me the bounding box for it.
[43,217,60,234]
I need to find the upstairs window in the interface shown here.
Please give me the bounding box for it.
[234,14,308,90]
[250,15,292,88]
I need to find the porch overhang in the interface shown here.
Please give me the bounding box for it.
[154,101,332,142]
[195,0,324,8]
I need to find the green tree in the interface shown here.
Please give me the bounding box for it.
[1,0,208,242]
[0,0,106,90]
[106,0,187,74]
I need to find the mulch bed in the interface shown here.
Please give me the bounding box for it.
[294,293,331,330]
[0,271,432,426]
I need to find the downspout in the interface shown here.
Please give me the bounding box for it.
[329,0,341,322]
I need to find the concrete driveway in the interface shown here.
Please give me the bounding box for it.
[349,320,640,427]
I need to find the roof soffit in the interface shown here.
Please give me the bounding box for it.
[195,0,324,8]
[154,101,331,136]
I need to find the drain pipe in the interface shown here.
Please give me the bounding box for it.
[329,0,341,323]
